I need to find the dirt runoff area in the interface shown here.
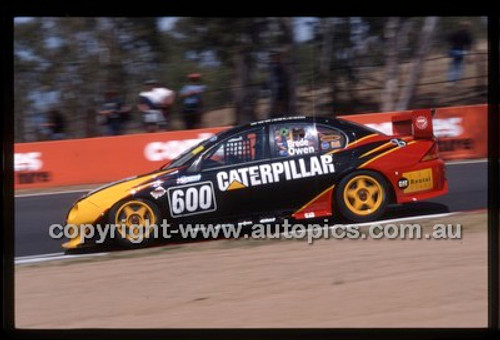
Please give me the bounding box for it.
[15,212,487,328]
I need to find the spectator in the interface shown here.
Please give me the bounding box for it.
[446,21,473,84]
[179,73,206,129]
[137,80,175,132]
[98,89,130,136]
[154,81,176,129]
[34,112,50,140]
[269,50,290,117]
[42,109,66,140]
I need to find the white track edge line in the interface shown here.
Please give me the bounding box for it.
[15,189,91,198]
[15,252,109,265]
[446,158,487,165]
[15,252,65,260]
[281,212,459,238]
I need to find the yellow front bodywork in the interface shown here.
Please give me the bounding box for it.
[62,169,176,250]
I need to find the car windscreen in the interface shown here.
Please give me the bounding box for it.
[162,130,227,170]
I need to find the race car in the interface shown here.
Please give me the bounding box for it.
[62,109,448,250]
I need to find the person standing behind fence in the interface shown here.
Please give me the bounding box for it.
[98,89,130,136]
[446,21,473,84]
[43,109,66,140]
[137,80,163,133]
[179,73,206,130]
[137,80,175,132]
[154,81,176,129]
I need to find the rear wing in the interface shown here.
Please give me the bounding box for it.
[391,108,435,139]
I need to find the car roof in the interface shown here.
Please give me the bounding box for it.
[212,115,377,142]
[228,116,355,133]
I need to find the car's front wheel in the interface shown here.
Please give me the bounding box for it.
[109,198,161,248]
[335,171,389,223]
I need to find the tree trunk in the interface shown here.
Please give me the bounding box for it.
[280,17,297,113]
[233,51,256,125]
[396,17,439,111]
[380,17,400,112]
[319,18,334,79]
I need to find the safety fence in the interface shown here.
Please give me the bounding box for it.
[14,104,487,189]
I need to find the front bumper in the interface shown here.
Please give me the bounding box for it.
[62,235,89,250]
[61,199,104,250]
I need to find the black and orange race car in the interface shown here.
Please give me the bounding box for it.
[63,109,448,250]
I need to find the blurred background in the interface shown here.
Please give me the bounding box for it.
[14,17,487,142]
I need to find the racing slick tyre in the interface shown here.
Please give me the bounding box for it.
[109,198,162,249]
[335,170,390,223]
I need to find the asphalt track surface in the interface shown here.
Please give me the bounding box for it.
[14,161,487,257]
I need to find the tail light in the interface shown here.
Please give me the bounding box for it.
[421,142,439,161]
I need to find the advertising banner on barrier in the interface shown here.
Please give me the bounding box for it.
[14,104,486,189]
[14,127,226,189]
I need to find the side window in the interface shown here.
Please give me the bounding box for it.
[271,123,319,158]
[317,126,347,151]
[202,127,266,169]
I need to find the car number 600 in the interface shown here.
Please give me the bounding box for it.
[168,182,216,217]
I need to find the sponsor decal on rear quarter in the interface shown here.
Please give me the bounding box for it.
[402,168,433,193]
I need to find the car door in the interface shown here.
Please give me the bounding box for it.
[187,125,275,221]
[263,122,324,214]
[264,122,350,215]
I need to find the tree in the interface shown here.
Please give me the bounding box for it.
[318,18,334,79]
[172,18,253,124]
[380,17,415,112]
[279,17,298,113]
[172,18,297,124]
[396,17,439,110]
[14,18,54,142]
[14,18,163,139]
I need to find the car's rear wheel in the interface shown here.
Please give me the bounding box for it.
[335,171,389,222]
[109,198,161,248]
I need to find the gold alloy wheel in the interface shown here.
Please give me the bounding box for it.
[343,175,384,216]
[114,200,157,242]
